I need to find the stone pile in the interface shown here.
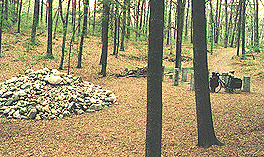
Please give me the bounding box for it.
[0,68,118,120]
[116,66,147,78]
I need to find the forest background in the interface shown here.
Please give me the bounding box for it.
[0,0,264,156]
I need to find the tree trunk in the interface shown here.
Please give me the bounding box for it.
[93,0,96,34]
[113,4,119,55]
[184,0,190,40]
[166,0,172,46]
[40,0,43,22]
[254,0,259,52]
[135,0,141,40]
[175,0,185,69]
[30,0,40,45]
[192,0,223,148]
[0,0,4,56]
[76,0,88,68]
[53,11,59,39]
[46,0,54,59]
[100,2,110,77]
[224,0,228,48]
[209,0,214,54]
[145,0,164,156]
[214,0,222,44]
[59,0,71,70]
[236,0,243,56]
[17,0,22,33]
[120,0,126,51]
[241,0,246,57]
[26,0,30,22]
[126,0,130,39]
[230,3,239,47]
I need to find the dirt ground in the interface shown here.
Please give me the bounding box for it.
[0,30,264,156]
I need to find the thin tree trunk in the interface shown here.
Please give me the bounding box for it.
[230,3,239,47]
[0,0,4,56]
[135,0,141,40]
[224,0,228,48]
[120,0,126,51]
[192,0,224,148]
[93,0,96,34]
[100,2,110,76]
[241,0,246,57]
[145,0,164,156]
[227,0,234,46]
[175,0,185,69]
[59,0,71,70]
[184,0,190,40]
[214,0,222,44]
[236,0,243,56]
[209,0,214,54]
[46,0,54,59]
[113,4,118,55]
[53,11,59,39]
[40,0,43,22]
[30,0,40,45]
[17,0,22,33]
[254,0,259,52]
[26,0,30,22]
[126,0,130,39]
[166,0,172,45]
[76,0,88,68]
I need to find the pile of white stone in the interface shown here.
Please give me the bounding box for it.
[0,68,118,120]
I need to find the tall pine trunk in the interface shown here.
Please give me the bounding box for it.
[100,2,110,76]
[175,0,185,69]
[46,0,54,59]
[17,0,22,33]
[30,0,40,45]
[145,0,164,156]
[0,0,4,56]
[192,0,223,148]
[254,0,259,52]
[76,0,88,68]
[59,0,71,70]
[120,0,126,51]
[224,0,228,48]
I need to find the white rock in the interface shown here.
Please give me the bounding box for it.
[47,76,63,85]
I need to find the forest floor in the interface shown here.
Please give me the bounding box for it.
[0,30,264,156]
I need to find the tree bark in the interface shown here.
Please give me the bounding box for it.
[0,0,4,56]
[224,0,228,48]
[241,0,246,57]
[192,0,223,148]
[30,0,40,45]
[236,0,243,56]
[93,0,96,34]
[46,0,54,59]
[184,0,190,40]
[17,0,22,33]
[166,0,172,46]
[175,0,185,69]
[76,0,88,68]
[113,5,118,55]
[120,0,127,51]
[100,2,110,77]
[126,0,130,39]
[145,0,164,156]
[254,0,259,52]
[230,3,239,47]
[59,0,71,70]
